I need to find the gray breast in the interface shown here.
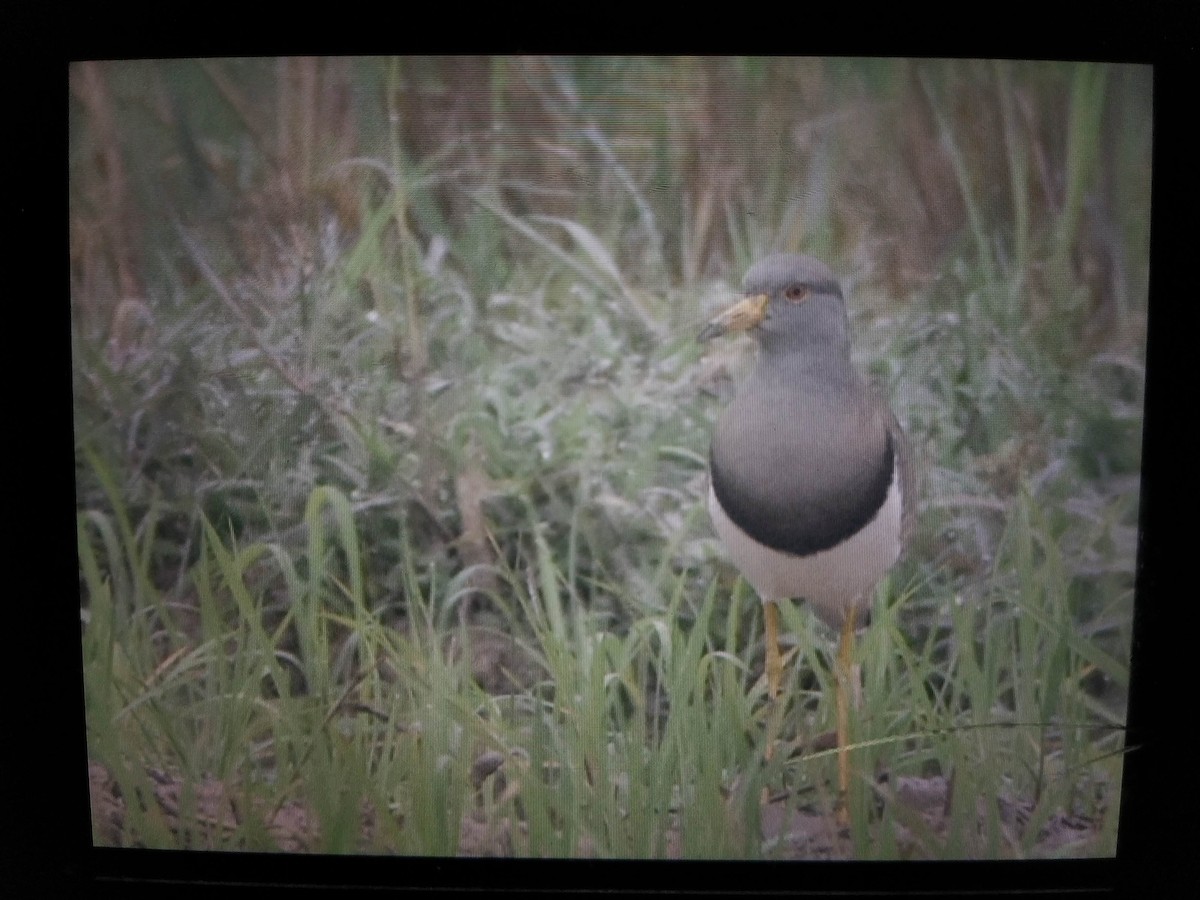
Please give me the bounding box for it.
[709,388,894,557]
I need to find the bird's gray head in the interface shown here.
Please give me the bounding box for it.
[699,253,851,359]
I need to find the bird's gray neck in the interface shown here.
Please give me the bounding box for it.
[754,337,857,391]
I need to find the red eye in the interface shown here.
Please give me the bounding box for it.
[784,284,808,302]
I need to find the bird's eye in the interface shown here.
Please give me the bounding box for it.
[784,284,808,303]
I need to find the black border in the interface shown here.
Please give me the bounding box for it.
[15,11,1195,897]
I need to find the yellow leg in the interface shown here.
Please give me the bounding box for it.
[764,601,782,700]
[835,607,858,828]
[762,601,784,764]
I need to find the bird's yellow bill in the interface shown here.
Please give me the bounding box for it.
[697,293,769,342]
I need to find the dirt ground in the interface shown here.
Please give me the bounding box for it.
[88,756,1107,859]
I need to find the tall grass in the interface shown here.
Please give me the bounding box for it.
[74,56,1147,858]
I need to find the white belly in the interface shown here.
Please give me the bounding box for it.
[707,468,902,628]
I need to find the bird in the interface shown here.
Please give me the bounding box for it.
[698,253,913,821]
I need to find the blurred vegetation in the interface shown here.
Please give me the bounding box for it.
[73,56,1148,859]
